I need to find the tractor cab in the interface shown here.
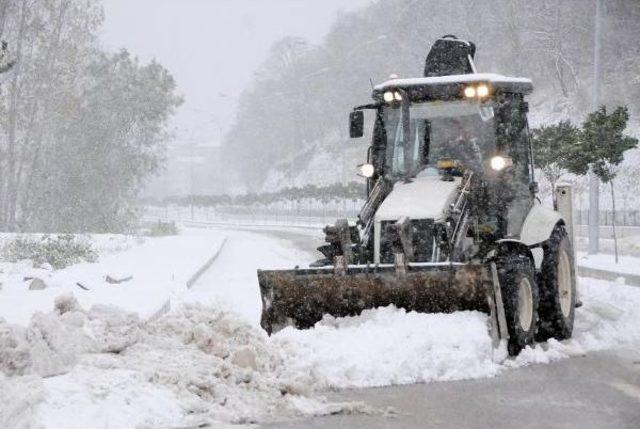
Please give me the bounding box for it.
[351,73,535,187]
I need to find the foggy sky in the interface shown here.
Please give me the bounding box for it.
[99,0,372,148]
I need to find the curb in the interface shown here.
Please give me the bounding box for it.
[186,237,228,289]
[147,299,171,323]
[147,237,228,322]
[578,265,640,287]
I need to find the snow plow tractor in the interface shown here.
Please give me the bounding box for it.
[257,36,577,355]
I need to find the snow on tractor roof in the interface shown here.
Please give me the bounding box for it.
[374,73,534,95]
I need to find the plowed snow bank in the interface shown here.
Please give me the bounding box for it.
[2,277,639,426]
[0,296,374,428]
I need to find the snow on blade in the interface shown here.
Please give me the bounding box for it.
[272,277,640,389]
[274,307,499,389]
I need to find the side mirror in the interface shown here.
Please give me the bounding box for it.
[349,110,364,138]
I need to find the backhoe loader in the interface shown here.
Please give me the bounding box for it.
[257,36,577,355]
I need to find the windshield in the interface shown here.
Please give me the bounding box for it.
[383,101,496,177]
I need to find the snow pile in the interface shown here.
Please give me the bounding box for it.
[0,375,45,428]
[274,307,499,388]
[274,278,640,389]
[2,272,640,426]
[0,297,374,428]
[35,367,185,429]
[0,295,135,378]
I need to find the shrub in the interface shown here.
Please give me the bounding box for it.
[1,235,98,269]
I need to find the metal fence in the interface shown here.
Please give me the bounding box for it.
[144,205,360,229]
[576,210,640,226]
[145,206,640,232]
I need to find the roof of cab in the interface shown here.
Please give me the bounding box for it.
[373,73,533,97]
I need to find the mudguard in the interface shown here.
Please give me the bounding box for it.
[520,204,563,247]
[500,204,563,269]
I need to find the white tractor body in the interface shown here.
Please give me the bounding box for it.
[373,173,462,263]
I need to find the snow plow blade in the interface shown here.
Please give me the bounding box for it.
[257,263,491,334]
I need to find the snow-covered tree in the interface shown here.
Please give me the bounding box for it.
[566,106,638,262]
[531,121,580,206]
[0,0,181,233]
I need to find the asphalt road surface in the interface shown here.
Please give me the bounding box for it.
[268,349,640,429]
[254,228,640,429]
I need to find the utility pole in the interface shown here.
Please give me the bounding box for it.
[588,0,603,255]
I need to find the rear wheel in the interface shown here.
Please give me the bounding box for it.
[498,254,539,356]
[537,227,576,341]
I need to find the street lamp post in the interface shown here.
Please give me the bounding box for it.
[588,0,603,255]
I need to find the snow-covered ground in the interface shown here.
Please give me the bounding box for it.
[0,230,226,325]
[2,227,640,427]
[578,251,640,276]
[1,229,376,427]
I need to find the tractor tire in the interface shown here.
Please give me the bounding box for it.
[537,227,576,341]
[498,254,539,356]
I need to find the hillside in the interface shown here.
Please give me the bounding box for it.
[221,0,640,194]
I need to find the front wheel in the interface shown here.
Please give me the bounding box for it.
[537,227,576,341]
[498,255,539,356]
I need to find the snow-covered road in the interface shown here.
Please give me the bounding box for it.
[182,228,318,326]
[2,226,640,428]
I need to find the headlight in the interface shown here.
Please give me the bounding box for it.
[394,91,402,101]
[464,86,476,98]
[490,156,513,171]
[383,91,395,102]
[357,163,375,178]
[464,83,490,99]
